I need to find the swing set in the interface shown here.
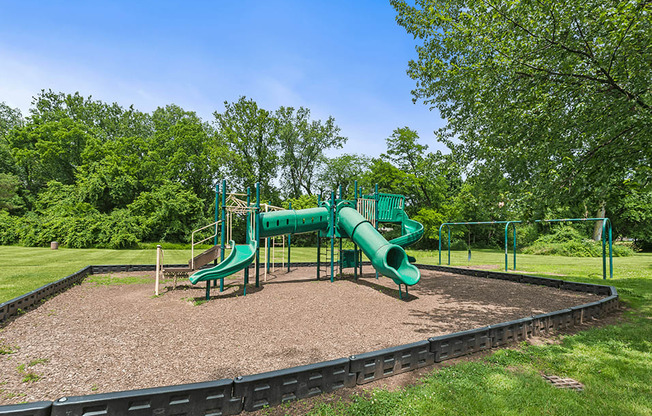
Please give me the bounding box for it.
[438,218,613,279]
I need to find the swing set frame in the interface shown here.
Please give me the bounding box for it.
[438,218,613,279]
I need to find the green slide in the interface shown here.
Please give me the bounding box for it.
[337,206,420,286]
[188,240,257,284]
[389,210,424,249]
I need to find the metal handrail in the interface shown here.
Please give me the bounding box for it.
[191,220,221,270]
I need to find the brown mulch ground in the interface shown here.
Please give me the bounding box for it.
[0,266,602,405]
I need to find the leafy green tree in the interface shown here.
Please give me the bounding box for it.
[612,189,652,249]
[29,90,153,141]
[0,102,23,139]
[76,135,148,212]
[276,106,346,198]
[8,118,94,200]
[0,103,22,193]
[151,104,218,204]
[128,181,204,242]
[392,0,652,214]
[213,97,280,199]
[318,154,371,197]
[0,173,22,212]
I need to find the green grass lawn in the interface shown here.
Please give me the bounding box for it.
[1,246,651,415]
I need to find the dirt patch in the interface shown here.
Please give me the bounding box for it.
[0,266,601,405]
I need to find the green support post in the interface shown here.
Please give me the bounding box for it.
[330,190,335,283]
[287,201,292,273]
[255,183,260,288]
[504,221,520,271]
[353,180,358,280]
[316,196,321,280]
[220,179,226,262]
[374,184,379,280]
[338,185,343,276]
[359,185,363,276]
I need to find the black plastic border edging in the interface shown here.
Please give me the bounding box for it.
[0,263,619,416]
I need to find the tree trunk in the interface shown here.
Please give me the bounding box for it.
[592,202,606,241]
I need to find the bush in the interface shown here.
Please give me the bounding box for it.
[522,225,634,257]
[0,211,20,244]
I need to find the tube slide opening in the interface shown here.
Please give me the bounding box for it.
[386,246,404,270]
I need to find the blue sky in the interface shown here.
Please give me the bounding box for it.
[0,1,446,157]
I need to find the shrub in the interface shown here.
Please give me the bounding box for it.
[522,225,634,257]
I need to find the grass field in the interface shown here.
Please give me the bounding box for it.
[1,245,651,414]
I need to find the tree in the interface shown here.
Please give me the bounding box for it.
[392,0,652,214]
[213,97,280,199]
[151,105,218,204]
[0,103,23,178]
[276,106,346,198]
[384,127,436,207]
[317,154,370,197]
[0,173,21,212]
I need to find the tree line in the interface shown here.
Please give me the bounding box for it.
[0,87,649,250]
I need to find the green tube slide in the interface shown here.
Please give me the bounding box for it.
[337,206,420,286]
[389,211,424,248]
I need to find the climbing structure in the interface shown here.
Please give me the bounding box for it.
[187,181,424,300]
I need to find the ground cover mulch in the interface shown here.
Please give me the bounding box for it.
[0,266,601,405]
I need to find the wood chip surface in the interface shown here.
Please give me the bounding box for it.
[0,266,600,404]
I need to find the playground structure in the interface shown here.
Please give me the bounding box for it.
[438,217,613,279]
[161,180,424,300]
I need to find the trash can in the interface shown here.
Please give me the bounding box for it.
[50,241,58,250]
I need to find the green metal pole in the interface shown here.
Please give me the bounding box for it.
[220,180,226,292]
[317,196,321,280]
[374,184,379,280]
[504,221,520,271]
[513,224,517,270]
[220,179,226,262]
[330,190,335,282]
[287,201,291,273]
[438,224,443,265]
[609,219,613,279]
[255,183,260,288]
[359,185,363,276]
[218,183,220,247]
[601,218,613,280]
[353,180,358,280]
[447,225,451,265]
[504,223,509,272]
[338,185,343,276]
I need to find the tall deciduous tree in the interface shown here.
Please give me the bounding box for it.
[318,154,370,197]
[276,106,346,198]
[213,97,280,198]
[392,0,652,213]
